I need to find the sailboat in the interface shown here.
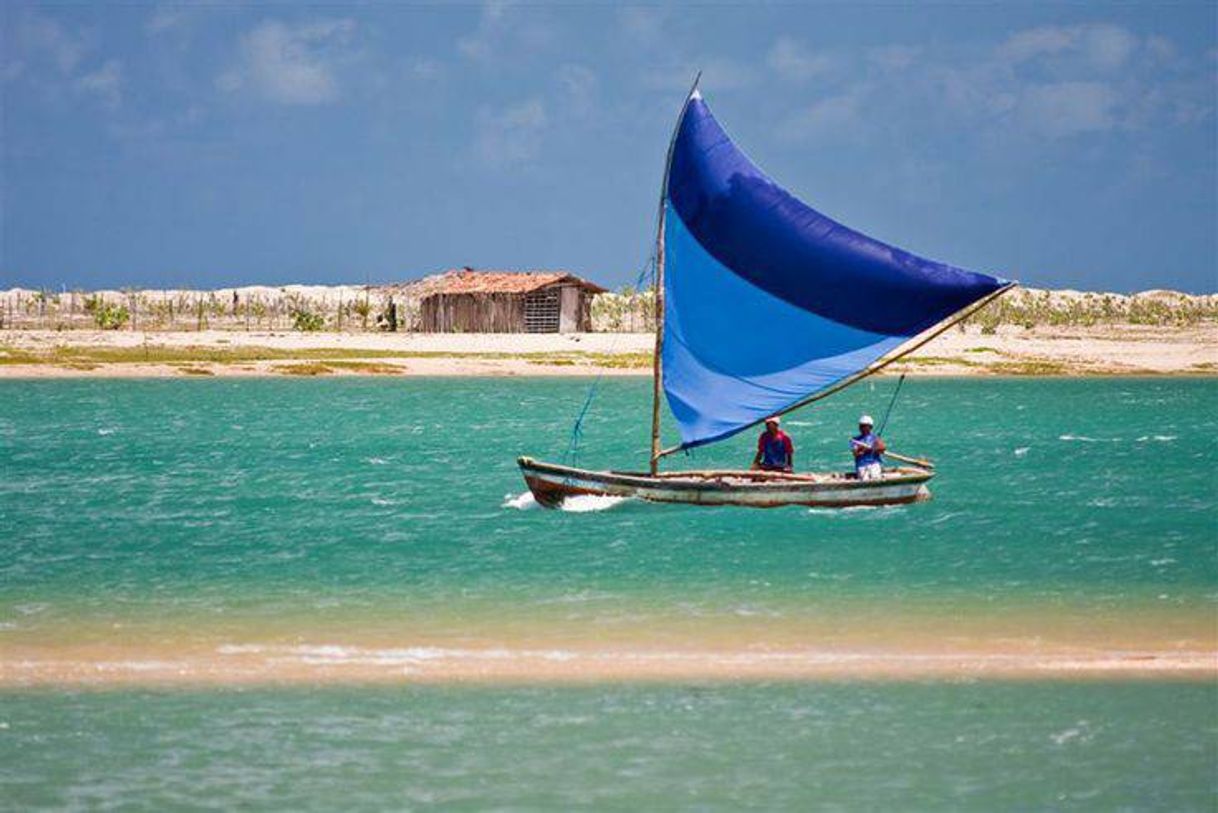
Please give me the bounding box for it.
[519,82,1013,508]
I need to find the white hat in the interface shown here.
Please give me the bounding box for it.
[858,414,874,426]
[765,415,780,425]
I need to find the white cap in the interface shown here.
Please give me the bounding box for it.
[858,414,874,426]
[765,415,780,425]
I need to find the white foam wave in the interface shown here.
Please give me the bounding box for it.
[1049,722,1092,745]
[502,491,629,512]
[210,644,1218,674]
[98,660,181,672]
[806,505,883,515]
[365,457,389,465]
[1136,435,1177,442]
[1058,435,1121,443]
[1013,447,1030,457]
[217,643,578,666]
[216,644,263,655]
[559,494,629,512]
[502,491,538,510]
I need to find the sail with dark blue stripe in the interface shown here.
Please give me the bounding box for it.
[661,91,1010,450]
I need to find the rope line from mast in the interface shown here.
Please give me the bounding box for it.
[562,257,656,466]
[877,373,906,437]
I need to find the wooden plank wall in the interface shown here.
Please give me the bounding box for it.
[421,292,527,332]
[420,286,595,333]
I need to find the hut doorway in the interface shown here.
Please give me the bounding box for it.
[523,289,560,333]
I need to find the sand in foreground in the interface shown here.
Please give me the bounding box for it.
[6,644,1213,687]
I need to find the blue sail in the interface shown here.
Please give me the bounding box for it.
[662,91,1010,450]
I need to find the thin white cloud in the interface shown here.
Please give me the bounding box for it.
[146,3,228,39]
[219,18,356,105]
[1145,35,1177,65]
[868,45,922,72]
[458,0,553,64]
[998,25,1077,64]
[473,98,548,167]
[773,23,1211,145]
[998,23,1139,72]
[411,58,443,81]
[76,59,123,108]
[777,88,866,142]
[1017,81,1118,137]
[458,0,510,61]
[644,57,757,94]
[617,6,667,47]
[6,11,129,113]
[1082,25,1138,71]
[767,37,835,81]
[556,64,598,118]
[146,6,189,35]
[16,11,87,75]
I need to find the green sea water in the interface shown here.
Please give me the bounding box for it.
[2,377,1216,808]
[3,683,1215,810]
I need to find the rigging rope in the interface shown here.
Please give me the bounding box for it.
[562,256,656,465]
[876,373,906,437]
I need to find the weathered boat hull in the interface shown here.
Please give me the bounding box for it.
[518,456,932,509]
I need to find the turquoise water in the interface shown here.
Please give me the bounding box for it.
[2,377,1216,807]
[1,683,1214,810]
[2,377,1214,618]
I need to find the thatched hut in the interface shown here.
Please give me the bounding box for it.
[419,269,607,333]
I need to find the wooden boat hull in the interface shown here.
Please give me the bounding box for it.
[518,456,933,509]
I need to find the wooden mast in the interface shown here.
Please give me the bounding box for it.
[650,73,701,475]
[649,210,666,474]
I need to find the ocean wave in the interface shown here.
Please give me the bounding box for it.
[217,643,579,666]
[806,504,898,517]
[208,645,1218,672]
[560,494,630,513]
[501,492,630,512]
[502,492,538,510]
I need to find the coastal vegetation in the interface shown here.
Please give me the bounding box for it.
[964,287,1218,331]
[3,284,1213,334]
[83,295,130,330]
[0,284,1211,378]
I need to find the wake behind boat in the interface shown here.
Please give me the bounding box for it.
[519,77,1013,509]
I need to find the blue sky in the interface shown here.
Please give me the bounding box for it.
[2,2,1215,293]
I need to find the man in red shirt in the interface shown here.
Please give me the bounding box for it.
[752,416,794,472]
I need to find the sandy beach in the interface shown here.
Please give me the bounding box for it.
[1,321,1214,378]
[6,646,1213,687]
[6,598,1214,688]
